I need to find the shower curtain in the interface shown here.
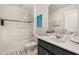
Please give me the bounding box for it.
[0,20,37,55]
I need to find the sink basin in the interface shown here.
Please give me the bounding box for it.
[47,33,68,43]
[41,33,69,43]
[70,34,79,43]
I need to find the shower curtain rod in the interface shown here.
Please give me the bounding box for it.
[1,18,33,23]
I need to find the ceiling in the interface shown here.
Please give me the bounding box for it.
[10,4,35,11]
[9,4,72,12]
[49,4,71,12]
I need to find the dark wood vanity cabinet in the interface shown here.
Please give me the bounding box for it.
[38,39,77,55]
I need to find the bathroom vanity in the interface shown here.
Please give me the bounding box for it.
[38,39,76,55]
[35,34,79,55]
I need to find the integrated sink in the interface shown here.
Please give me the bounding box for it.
[53,34,68,43]
[44,33,68,43]
[69,34,79,43]
[46,33,79,43]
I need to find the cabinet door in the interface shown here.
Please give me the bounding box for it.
[38,39,76,55]
[38,45,49,55]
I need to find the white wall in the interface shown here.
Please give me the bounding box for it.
[0,5,30,21]
[49,5,78,33]
[34,4,49,35]
[77,5,79,34]
[0,5,34,40]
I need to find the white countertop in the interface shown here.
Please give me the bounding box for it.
[35,34,79,54]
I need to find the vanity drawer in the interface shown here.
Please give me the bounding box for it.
[38,39,77,55]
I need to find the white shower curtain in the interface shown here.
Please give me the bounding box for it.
[0,21,36,55]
